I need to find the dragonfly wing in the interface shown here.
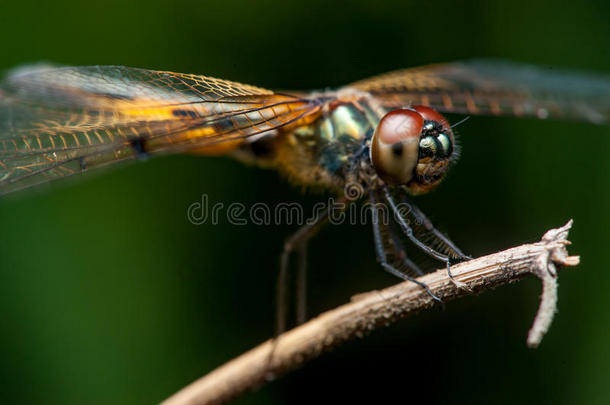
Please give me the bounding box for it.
[0,65,321,195]
[350,59,610,124]
[3,64,276,106]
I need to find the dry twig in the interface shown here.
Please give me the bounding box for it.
[162,220,579,405]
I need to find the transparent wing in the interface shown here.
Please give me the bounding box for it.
[350,59,610,124]
[0,65,321,194]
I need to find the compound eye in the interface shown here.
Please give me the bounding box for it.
[413,105,450,129]
[370,109,423,185]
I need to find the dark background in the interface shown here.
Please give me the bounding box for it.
[0,0,608,404]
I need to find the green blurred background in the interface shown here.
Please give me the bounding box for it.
[0,0,608,404]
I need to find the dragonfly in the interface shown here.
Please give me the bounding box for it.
[1,60,609,328]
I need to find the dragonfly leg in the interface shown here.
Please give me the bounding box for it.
[401,195,471,289]
[276,203,333,334]
[399,192,472,261]
[400,195,472,290]
[295,242,308,326]
[369,192,441,302]
[385,220,425,277]
[381,185,471,289]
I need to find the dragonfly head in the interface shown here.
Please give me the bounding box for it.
[370,106,456,194]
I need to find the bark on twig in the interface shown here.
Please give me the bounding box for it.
[162,221,579,405]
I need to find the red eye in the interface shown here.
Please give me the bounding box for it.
[374,109,423,145]
[413,105,450,129]
[370,109,424,185]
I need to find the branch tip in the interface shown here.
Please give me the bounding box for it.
[527,220,578,347]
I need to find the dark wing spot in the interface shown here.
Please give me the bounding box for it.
[172,109,198,118]
[213,118,234,132]
[93,92,133,100]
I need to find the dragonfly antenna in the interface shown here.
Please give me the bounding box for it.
[450,116,470,129]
